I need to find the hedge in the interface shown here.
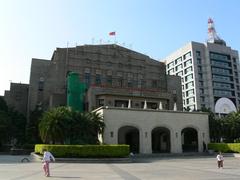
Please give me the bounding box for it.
[208,143,240,153]
[35,144,129,158]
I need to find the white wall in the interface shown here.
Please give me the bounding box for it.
[97,107,209,154]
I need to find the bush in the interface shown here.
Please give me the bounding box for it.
[208,143,240,153]
[35,144,129,158]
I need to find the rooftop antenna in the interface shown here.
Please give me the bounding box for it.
[207,18,226,45]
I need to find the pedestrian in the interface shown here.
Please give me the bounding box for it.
[42,148,55,177]
[216,151,224,169]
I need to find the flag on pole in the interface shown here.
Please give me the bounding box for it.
[109,31,116,36]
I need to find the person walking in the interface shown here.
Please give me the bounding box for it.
[42,149,55,177]
[216,151,224,169]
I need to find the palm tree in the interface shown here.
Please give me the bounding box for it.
[39,107,104,145]
[39,107,71,144]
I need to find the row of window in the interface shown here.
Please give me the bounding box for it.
[213,82,233,89]
[212,67,231,75]
[167,51,192,69]
[167,59,193,74]
[84,74,161,88]
[97,99,169,110]
[213,90,234,97]
[210,52,230,61]
[212,75,232,82]
[211,60,231,68]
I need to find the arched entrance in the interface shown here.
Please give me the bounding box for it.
[118,126,139,153]
[152,127,171,153]
[181,127,198,152]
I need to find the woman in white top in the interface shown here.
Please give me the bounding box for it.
[42,149,55,177]
[216,151,224,168]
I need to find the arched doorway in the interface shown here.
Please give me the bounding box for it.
[181,127,198,152]
[152,127,171,153]
[118,126,139,153]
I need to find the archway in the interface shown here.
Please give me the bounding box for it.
[181,127,198,152]
[152,127,171,153]
[118,126,139,153]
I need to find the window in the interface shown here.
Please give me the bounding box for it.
[186,81,194,89]
[184,66,193,74]
[210,52,229,61]
[212,75,231,81]
[184,59,192,67]
[177,71,183,76]
[197,58,201,64]
[106,76,112,86]
[183,51,191,60]
[97,99,104,107]
[186,89,194,96]
[213,82,231,89]
[198,66,202,72]
[168,68,174,75]
[95,74,101,85]
[117,78,124,87]
[214,90,232,96]
[84,73,91,86]
[38,77,44,91]
[140,79,145,88]
[233,57,236,63]
[196,51,201,57]
[128,80,133,87]
[175,64,183,71]
[167,62,174,69]
[175,57,182,65]
[115,100,128,107]
[185,74,193,82]
[151,80,158,88]
[186,97,195,104]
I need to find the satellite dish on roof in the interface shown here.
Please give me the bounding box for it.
[215,97,237,114]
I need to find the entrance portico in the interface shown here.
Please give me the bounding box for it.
[96,107,209,154]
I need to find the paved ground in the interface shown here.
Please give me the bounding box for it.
[1,155,240,179]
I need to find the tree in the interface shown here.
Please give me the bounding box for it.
[7,109,27,145]
[0,97,8,112]
[39,106,71,144]
[25,108,43,144]
[38,106,104,144]
[0,111,11,146]
[221,110,240,142]
[201,107,222,142]
[69,111,104,144]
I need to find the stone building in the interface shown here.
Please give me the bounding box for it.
[28,44,183,114]
[4,83,29,116]
[96,106,209,154]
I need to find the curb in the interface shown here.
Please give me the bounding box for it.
[30,152,132,163]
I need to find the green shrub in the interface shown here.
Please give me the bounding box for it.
[35,144,129,158]
[208,143,240,153]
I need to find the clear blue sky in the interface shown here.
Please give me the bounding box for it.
[1,0,240,95]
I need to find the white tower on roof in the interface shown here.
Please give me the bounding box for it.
[207,18,226,46]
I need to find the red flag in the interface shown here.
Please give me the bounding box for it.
[109,31,116,36]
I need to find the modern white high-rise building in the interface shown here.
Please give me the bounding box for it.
[164,19,240,114]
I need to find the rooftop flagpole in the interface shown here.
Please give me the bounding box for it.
[109,31,116,44]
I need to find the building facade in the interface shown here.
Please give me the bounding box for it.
[4,83,29,116]
[96,106,209,154]
[164,41,240,113]
[28,44,183,114]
